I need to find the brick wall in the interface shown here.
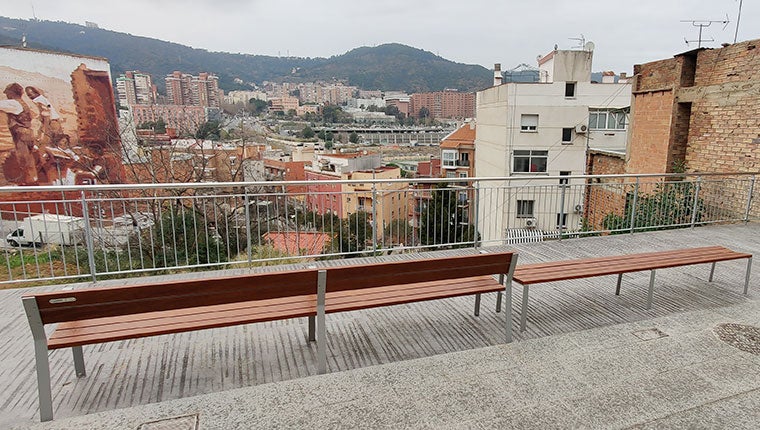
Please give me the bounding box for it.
[585,151,627,230]
[625,90,675,174]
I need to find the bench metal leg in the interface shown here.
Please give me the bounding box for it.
[519,284,530,332]
[745,257,753,295]
[474,293,481,316]
[615,273,623,295]
[72,346,86,377]
[316,270,327,374]
[308,316,316,342]
[505,281,513,343]
[496,274,505,313]
[646,270,656,310]
[22,297,54,422]
[709,262,716,282]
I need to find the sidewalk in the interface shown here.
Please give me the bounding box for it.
[18,298,760,429]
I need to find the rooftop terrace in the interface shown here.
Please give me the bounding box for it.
[2,222,759,429]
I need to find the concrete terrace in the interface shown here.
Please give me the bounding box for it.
[2,223,760,429]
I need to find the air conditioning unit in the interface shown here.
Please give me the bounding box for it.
[524,218,537,228]
[576,124,588,134]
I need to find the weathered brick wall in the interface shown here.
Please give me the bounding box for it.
[625,90,675,174]
[585,151,627,230]
[633,58,679,91]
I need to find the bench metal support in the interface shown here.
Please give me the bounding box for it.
[709,262,716,282]
[496,274,505,313]
[22,297,54,422]
[72,346,86,377]
[307,316,316,342]
[646,270,656,309]
[519,284,530,332]
[504,258,518,343]
[474,294,481,316]
[745,257,753,295]
[316,270,327,374]
[615,273,623,295]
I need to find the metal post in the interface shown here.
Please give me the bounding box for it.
[371,182,378,254]
[558,179,567,240]
[505,256,518,343]
[629,177,639,234]
[244,192,252,266]
[22,297,54,422]
[308,316,316,342]
[744,176,755,224]
[615,273,623,295]
[744,257,753,295]
[496,274,504,313]
[80,191,98,282]
[690,176,702,229]
[519,284,530,332]
[709,262,716,282]
[473,180,480,248]
[316,270,327,374]
[474,294,481,316]
[646,270,656,309]
[72,346,86,377]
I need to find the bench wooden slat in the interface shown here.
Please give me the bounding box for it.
[28,269,319,324]
[46,275,503,349]
[514,246,751,284]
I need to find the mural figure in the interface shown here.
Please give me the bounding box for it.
[0,83,39,185]
[25,86,69,148]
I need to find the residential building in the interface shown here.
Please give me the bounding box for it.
[440,121,477,222]
[116,71,155,106]
[268,97,299,113]
[224,90,267,105]
[165,71,221,107]
[410,90,475,119]
[129,104,207,135]
[474,46,631,242]
[385,94,410,117]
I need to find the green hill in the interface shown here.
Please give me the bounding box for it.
[0,17,492,93]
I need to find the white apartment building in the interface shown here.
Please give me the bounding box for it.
[475,47,631,243]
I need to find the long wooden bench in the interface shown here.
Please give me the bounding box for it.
[509,246,752,334]
[22,251,517,421]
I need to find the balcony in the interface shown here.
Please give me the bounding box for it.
[0,173,758,427]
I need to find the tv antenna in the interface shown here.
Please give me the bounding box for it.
[681,16,730,48]
[568,34,586,50]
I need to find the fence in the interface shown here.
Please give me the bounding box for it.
[0,172,756,285]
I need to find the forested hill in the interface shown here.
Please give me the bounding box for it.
[0,17,493,93]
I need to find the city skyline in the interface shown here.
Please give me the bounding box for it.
[2,0,757,74]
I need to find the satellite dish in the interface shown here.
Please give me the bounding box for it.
[584,41,595,52]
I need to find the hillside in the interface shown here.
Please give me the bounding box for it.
[0,17,493,93]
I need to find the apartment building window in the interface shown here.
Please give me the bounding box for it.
[442,150,457,167]
[446,171,457,178]
[559,171,571,185]
[561,128,573,144]
[520,114,538,132]
[517,200,535,218]
[565,82,576,97]
[556,213,568,229]
[514,150,548,173]
[589,109,626,130]
[460,152,470,166]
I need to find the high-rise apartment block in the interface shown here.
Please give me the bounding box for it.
[165,71,221,107]
[410,90,475,119]
[116,71,155,106]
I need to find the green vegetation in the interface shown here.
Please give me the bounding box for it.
[419,185,478,247]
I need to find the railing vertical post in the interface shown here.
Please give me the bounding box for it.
[744,175,755,224]
[473,180,480,248]
[690,176,702,229]
[629,177,639,234]
[371,181,378,254]
[244,191,252,266]
[80,191,97,282]
[558,180,567,240]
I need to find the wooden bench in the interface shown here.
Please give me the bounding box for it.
[509,246,752,334]
[22,251,517,421]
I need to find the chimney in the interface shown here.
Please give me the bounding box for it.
[601,71,615,84]
[619,72,627,79]
[493,63,503,86]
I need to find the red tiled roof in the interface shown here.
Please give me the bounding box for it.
[440,123,476,148]
[263,231,331,256]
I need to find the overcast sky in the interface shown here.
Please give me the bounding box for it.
[3,0,757,73]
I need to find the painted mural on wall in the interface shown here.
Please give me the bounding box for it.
[0,47,124,186]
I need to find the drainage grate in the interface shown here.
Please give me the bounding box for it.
[137,413,199,430]
[714,323,760,356]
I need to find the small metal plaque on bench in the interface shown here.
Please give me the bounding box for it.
[137,413,199,430]
[49,297,76,304]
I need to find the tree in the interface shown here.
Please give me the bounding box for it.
[418,107,430,119]
[195,120,222,140]
[383,218,414,246]
[248,98,268,115]
[348,131,359,143]
[329,211,372,257]
[301,125,315,139]
[137,118,167,134]
[419,184,478,246]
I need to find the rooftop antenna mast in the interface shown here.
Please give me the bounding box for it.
[734,0,743,43]
[568,34,585,50]
[681,16,730,48]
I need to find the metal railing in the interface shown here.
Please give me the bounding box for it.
[0,172,756,285]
